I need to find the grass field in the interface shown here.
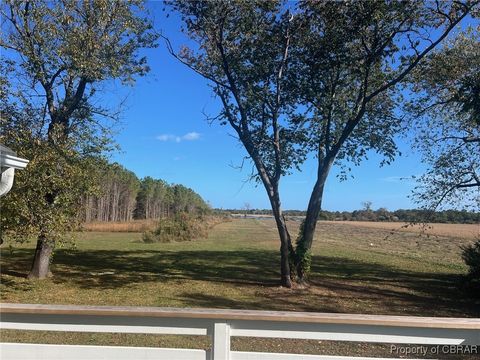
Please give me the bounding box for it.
[324,220,479,240]
[1,219,479,357]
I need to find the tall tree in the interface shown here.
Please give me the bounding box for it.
[1,0,157,279]
[134,177,171,219]
[80,162,140,222]
[166,1,304,287]
[290,0,477,281]
[168,0,477,286]
[408,30,480,211]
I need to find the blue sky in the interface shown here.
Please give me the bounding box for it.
[108,2,426,211]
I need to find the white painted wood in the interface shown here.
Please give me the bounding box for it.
[229,320,479,345]
[0,313,210,335]
[213,321,230,360]
[0,343,207,360]
[3,303,478,330]
[1,304,478,360]
[230,352,426,360]
[1,321,206,335]
[230,328,467,345]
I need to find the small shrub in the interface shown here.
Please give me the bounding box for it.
[141,213,227,243]
[461,239,480,278]
[460,239,480,297]
[142,230,170,243]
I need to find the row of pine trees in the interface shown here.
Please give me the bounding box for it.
[80,163,209,222]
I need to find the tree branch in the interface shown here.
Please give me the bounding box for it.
[366,4,473,102]
[160,33,232,91]
[272,13,292,184]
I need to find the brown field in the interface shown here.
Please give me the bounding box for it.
[81,219,157,232]
[325,221,479,240]
[82,217,480,240]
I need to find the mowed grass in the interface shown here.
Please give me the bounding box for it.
[324,220,479,240]
[1,219,478,315]
[1,219,479,357]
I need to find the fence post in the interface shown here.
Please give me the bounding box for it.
[212,320,230,360]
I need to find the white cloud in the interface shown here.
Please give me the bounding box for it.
[156,132,201,142]
[182,132,201,141]
[156,134,176,142]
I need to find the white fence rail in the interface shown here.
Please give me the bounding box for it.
[1,303,479,360]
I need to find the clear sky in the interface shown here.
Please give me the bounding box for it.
[108,2,426,211]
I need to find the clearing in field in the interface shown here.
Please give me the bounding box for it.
[1,219,478,317]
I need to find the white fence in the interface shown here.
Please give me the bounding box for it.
[1,303,479,360]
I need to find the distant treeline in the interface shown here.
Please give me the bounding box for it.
[81,162,209,222]
[219,208,479,224]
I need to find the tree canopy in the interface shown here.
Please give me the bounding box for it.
[167,0,479,286]
[0,0,157,279]
[408,30,480,211]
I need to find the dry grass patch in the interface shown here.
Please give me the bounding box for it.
[325,220,479,240]
[82,220,157,232]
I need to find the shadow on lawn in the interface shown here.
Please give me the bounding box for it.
[1,248,479,316]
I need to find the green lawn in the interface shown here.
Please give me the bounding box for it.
[1,219,478,357]
[2,219,477,316]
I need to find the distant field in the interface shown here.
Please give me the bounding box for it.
[324,220,479,240]
[82,217,480,239]
[1,219,479,357]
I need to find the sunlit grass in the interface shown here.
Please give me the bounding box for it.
[1,219,478,356]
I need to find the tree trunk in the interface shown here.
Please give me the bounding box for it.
[27,234,54,279]
[29,186,58,280]
[240,136,293,287]
[296,159,333,283]
[273,211,293,288]
[266,189,293,288]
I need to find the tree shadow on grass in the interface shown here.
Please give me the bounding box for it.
[1,248,281,288]
[1,248,478,317]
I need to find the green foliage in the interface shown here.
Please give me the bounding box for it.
[0,123,100,246]
[408,30,480,211]
[217,207,480,224]
[0,60,111,247]
[460,239,480,296]
[293,241,312,280]
[1,1,157,277]
[81,167,211,223]
[462,239,480,279]
[166,0,307,180]
[81,162,140,222]
[142,213,220,243]
[134,177,170,220]
[1,0,157,85]
[168,1,477,285]
[170,184,210,216]
[288,220,312,279]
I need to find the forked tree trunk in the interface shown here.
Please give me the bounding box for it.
[28,234,54,279]
[295,159,334,283]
